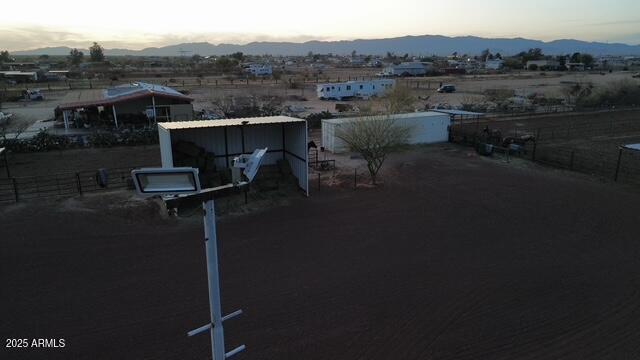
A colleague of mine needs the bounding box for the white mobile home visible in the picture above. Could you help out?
[322,111,450,153]
[158,116,309,194]
[316,79,395,100]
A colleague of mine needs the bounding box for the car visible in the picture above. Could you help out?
[23,89,44,101]
[437,84,456,93]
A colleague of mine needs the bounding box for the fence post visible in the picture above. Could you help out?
[76,172,83,195]
[614,148,623,182]
[532,140,537,162]
[354,168,357,190]
[318,173,321,192]
[12,177,18,203]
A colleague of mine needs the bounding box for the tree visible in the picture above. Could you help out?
[230,52,244,61]
[335,114,411,184]
[38,54,50,60]
[556,55,567,70]
[68,48,84,65]
[481,49,492,61]
[191,54,203,63]
[570,52,582,63]
[89,42,104,62]
[215,56,239,73]
[351,49,357,58]
[0,50,11,63]
[518,48,544,65]
[382,85,416,114]
[580,53,594,67]
[495,52,502,59]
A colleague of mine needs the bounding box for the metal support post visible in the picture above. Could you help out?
[203,199,226,360]
[200,199,245,360]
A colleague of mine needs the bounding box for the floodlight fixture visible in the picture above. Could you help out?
[131,167,200,196]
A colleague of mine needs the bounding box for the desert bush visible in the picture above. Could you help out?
[336,114,411,184]
[576,80,640,108]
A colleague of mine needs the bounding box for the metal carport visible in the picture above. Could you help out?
[158,116,309,195]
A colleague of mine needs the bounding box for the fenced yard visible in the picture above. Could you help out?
[450,111,640,186]
[0,166,139,204]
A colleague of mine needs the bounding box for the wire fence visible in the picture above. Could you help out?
[0,74,474,93]
[449,125,640,186]
[0,166,144,204]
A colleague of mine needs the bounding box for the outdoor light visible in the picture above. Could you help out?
[130,148,268,360]
[131,167,200,195]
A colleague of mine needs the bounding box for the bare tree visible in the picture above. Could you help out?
[382,85,416,114]
[336,114,411,184]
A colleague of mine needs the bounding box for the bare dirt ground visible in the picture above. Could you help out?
[0,90,75,132]
[2,145,640,360]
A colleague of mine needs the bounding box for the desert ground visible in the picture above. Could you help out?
[2,144,640,360]
[2,71,638,133]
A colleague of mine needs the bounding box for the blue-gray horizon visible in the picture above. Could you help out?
[1,0,639,51]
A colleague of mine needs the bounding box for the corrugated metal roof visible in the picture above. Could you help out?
[322,111,447,125]
[106,82,187,99]
[59,82,191,110]
[431,109,485,116]
[159,116,305,130]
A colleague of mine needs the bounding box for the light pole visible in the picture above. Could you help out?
[131,147,268,360]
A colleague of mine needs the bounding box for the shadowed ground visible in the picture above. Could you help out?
[2,145,640,359]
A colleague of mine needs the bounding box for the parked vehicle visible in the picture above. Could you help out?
[23,89,44,101]
[437,84,456,93]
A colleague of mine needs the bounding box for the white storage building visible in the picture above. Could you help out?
[321,111,450,154]
[158,116,309,194]
[382,62,431,77]
[316,79,395,100]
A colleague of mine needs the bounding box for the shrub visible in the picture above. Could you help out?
[576,80,640,108]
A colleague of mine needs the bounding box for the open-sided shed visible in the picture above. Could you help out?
[158,116,309,194]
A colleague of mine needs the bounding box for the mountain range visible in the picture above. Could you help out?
[12,35,640,57]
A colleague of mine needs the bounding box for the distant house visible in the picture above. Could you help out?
[566,62,586,71]
[57,82,193,129]
[316,79,395,100]
[0,71,39,82]
[349,57,366,66]
[382,62,430,76]
[526,60,560,70]
[244,64,272,76]
[484,59,504,70]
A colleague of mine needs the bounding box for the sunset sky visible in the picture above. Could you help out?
[0,0,638,51]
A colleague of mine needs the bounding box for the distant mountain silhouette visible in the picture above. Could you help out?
[13,35,640,57]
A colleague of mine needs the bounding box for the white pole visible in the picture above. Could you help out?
[203,199,226,360]
[152,95,157,123]
[112,105,118,129]
[63,110,69,129]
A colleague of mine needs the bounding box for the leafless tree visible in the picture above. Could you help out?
[336,114,411,184]
[382,85,416,114]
